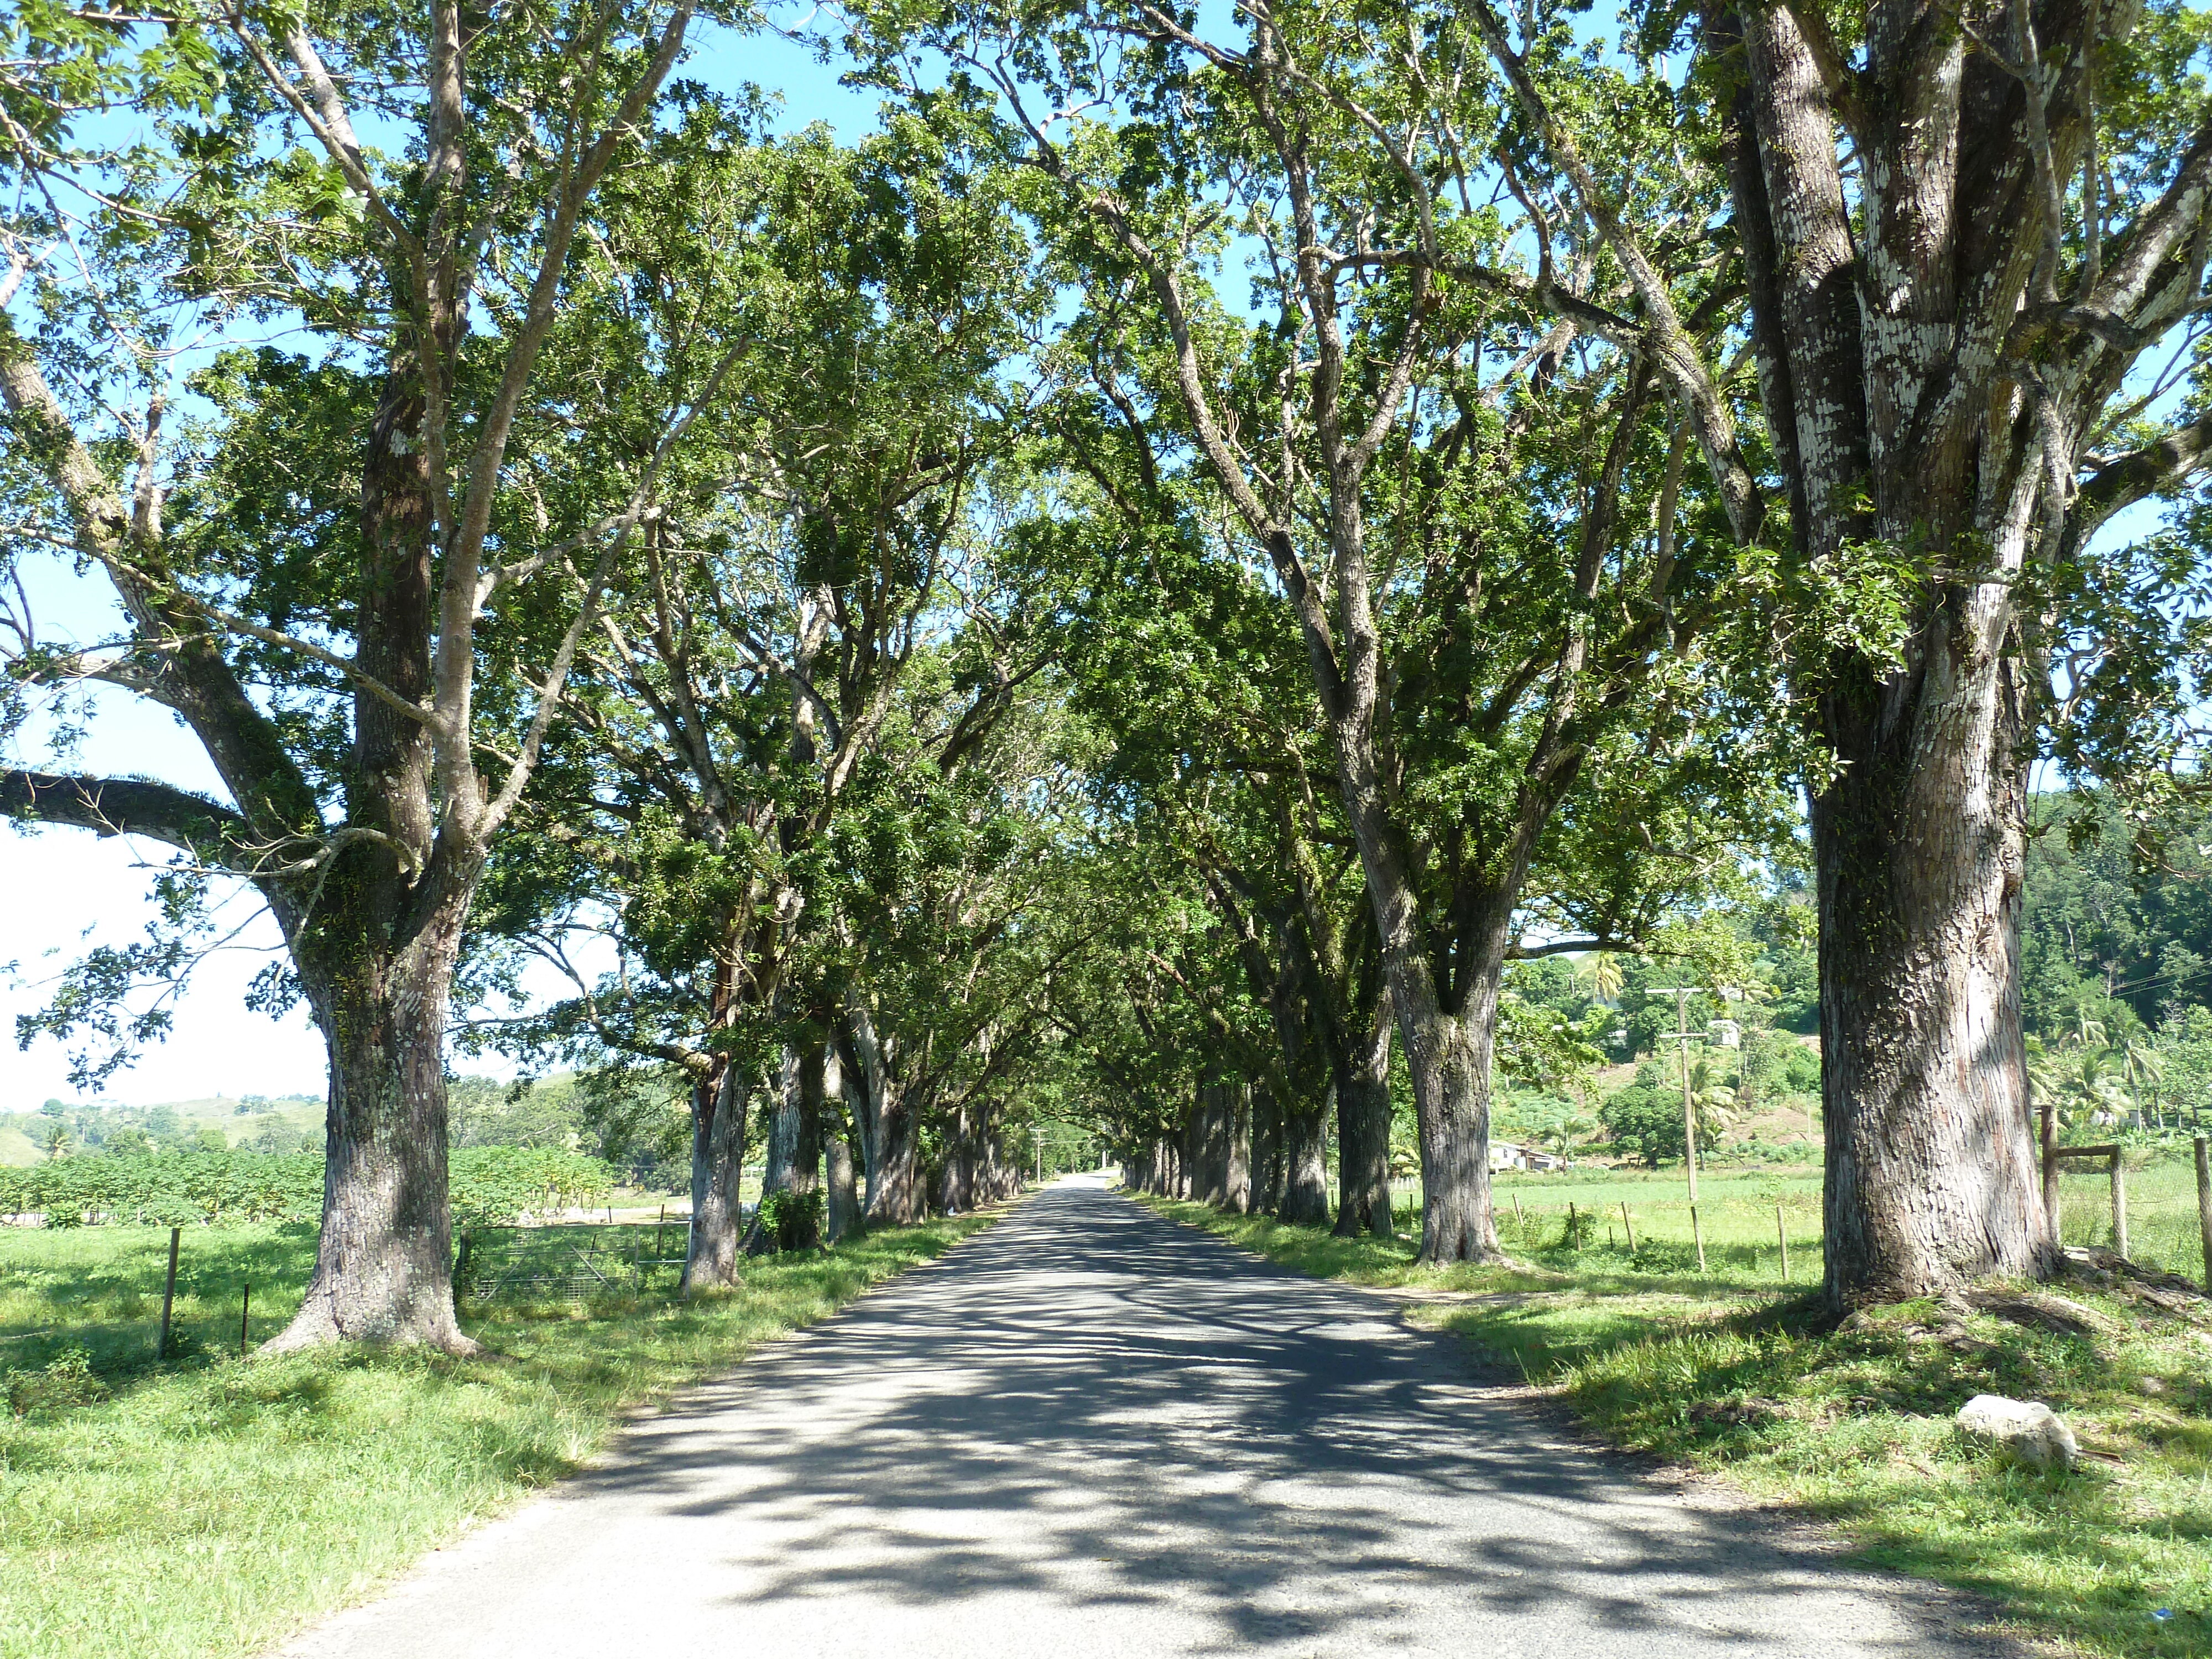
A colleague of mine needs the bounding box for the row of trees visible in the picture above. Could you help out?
[6,0,2211,1345]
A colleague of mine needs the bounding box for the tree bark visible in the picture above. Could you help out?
[269,901,473,1352]
[754,1040,825,1250]
[1813,685,2052,1302]
[1225,1081,1253,1214]
[1332,982,1395,1238]
[684,1060,750,1291]
[827,1133,859,1241]
[1676,0,2141,1303]
[865,1081,920,1224]
[1278,1093,1330,1225]
[825,1048,860,1241]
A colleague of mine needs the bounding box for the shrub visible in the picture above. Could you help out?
[1598,1083,1720,1167]
[6,1347,108,1417]
[755,1187,826,1252]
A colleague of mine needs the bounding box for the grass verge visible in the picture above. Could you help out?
[1135,1190,2212,1659]
[1,1211,999,1659]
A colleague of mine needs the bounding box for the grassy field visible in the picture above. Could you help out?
[0,1211,999,1659]
[1138,1166,2212,1659]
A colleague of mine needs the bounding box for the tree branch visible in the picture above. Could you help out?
[1,770,247,854]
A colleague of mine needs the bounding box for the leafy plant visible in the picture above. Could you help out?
[754,1188,827,1254]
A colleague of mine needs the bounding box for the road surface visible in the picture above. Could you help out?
[281,1176,2005,1659]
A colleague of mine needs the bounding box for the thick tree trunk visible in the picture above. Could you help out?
[269,915,473,1353]
[1813,677,2053,1306]
[1251,1087,1286,1215]
[825,1049,860,1241]
[684,1060,750,1291]
[865,1083,920,1224]
[1224,1081,1252,1213]
[1333,987,1395,1239]
[1394,967,1503,1263]
[1695,0,2129,1305]
[938,1107,975,1213]
[841,1010,884,1209]
[827,1134,859,1241]
[1278,1095,1329,1225]
[269,352,476,1352]
[754,1041,825,1251]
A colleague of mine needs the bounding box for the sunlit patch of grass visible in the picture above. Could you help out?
[1142,1188,2212,1658]
[0,1213,997,1659]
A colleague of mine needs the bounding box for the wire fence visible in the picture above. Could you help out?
[1377,1159,2212,1287]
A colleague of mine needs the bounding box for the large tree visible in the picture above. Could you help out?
[1467,0,2212,1301]
[1,0,703,1347]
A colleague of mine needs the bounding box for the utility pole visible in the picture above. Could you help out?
[1647,986,1708,1272]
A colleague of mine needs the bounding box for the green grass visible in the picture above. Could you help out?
[0,1211,999,1659]
[1138,1172,2212,1659]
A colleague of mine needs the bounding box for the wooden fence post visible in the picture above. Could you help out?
[1568,1201,1578,1249]
[156,1225,181,1360]
[2111,1153,2129,1260]
[1690,1204,1706,1273]
[1511,1192,1525,1241]
[1777,1204,1790,1283]
[1620,1201,1635,1253]
[239,1282,251,1355]
[2041,1097,2059,1238]
[2194,1137,2212,1293]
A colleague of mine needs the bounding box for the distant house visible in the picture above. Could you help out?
[1490,1141,1571,1173]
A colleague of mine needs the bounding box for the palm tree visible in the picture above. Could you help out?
[1541,1114,1596,1160]
[1577,953,1624,1004]
[2119,1036,2166,1128]
[2068,1008,2110,1051]
[1688,1056,1739,1148]
[2062,1047,2135,1130]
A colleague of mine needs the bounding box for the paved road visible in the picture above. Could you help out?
[284,1177,2005,1659]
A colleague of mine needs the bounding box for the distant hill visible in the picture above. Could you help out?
[6,1070,686,1169]
[2,1091,325,1161]
[0,1124,40,1167]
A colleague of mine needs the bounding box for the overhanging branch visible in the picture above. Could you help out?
[1,770,247,855]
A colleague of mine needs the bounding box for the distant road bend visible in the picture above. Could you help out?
[283,1176,2006,1659]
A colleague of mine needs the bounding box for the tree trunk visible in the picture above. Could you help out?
[938,1107,975,1213]
[1191,1085,1226,1204]
[1251,1087,1286,1215]
[1398,980,1502,1263]
[1813,693,2053,1305]
[865,1081,920,1224]
[754,1041,825,1251]
[841,1009,884,1210]
[827,1134,859,1240]
[269,911,473,1353]
[1333,985,1395,1239]
[1279,1094,1329,1225]
[825,1047,860,1241]
[1691,0,2137,1305]
[684,1060,750,1291]
[1225,1081,1252,1213]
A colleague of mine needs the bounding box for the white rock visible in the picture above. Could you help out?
[1955,1394,2079,1471]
